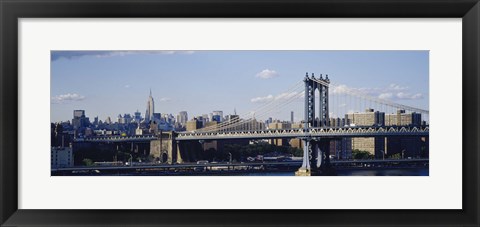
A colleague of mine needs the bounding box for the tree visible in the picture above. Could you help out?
[83,158,94,166]
[389,153,401,159]
[352,149,374,160]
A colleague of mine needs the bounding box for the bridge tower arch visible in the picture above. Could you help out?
[296,73,330,176]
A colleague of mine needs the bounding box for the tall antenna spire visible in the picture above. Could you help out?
[150,88,152,96]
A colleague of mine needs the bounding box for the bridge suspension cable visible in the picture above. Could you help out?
[207,84,304,132]
[329,82,429,115]
[190,77,428,133]
[197,80,304,132]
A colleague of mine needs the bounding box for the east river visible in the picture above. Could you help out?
[241,167,429,176]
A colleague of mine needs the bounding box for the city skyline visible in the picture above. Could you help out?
[51,50,429,123]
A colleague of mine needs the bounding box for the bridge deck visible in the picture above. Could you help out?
[74,126,428,142]
[177,126,429,141]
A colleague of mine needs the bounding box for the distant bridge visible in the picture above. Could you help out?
[76,135,158,143]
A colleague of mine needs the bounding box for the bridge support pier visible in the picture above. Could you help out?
[295,138,311,176]
[296,137,336,176]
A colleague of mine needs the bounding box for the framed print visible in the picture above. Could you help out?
[1,0,479,226]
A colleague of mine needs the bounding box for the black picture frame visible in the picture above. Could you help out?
[1,0,479,226]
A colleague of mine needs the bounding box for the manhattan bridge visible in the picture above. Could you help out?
[82,73,429,176]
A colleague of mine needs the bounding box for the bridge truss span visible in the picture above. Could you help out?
[176,126,429,141]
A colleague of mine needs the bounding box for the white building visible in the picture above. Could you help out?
[51,146,73,168]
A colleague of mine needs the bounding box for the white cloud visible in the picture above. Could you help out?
[378,93,393,99]
[251,91,302,104]
[396,92,423,100]
[51,93,85,104]
[124,85,131,88]
[333,83,423,101]
[332,84,349,94]
[51,51,195,61]
[389,83,409,91]
[274,91,300,100]
[159,97,171,102]
[251,95,274,103]
[255,69,279,79]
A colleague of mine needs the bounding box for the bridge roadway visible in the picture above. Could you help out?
[76,126,429,143]
[176,126,429,141]
[51,158,429,172]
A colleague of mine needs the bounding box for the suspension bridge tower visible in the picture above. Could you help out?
[296,72,331,176]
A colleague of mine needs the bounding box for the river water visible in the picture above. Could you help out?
[241,167,429,176]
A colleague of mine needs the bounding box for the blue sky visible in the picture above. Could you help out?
[51,50,429,123]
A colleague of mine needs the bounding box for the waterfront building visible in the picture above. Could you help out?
[289,123,304,149]
[345,109,386,158]
[345,108,385,126]
[385,136,427,158]
[329,138,352,160]
[385,110,422,126]
[351,137,386,158]
[268,120,291,146]
[329,117,344,127]
[51,146,73,168]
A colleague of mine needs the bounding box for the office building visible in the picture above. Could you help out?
[145,89,155,122]
[134,110,142,123]
[212,110,223,122]
[118,113,133,124]
[153,113,162,123]
[72,110,89,129]
[186,118,203,131]
[177,111,188,126]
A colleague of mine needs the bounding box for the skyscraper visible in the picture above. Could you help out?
[291,111,294,123]
[212,111,223,122]
[145,89,155,122]
[177,111,188,126]
[134,110,142,123]
[72,110,89,129]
